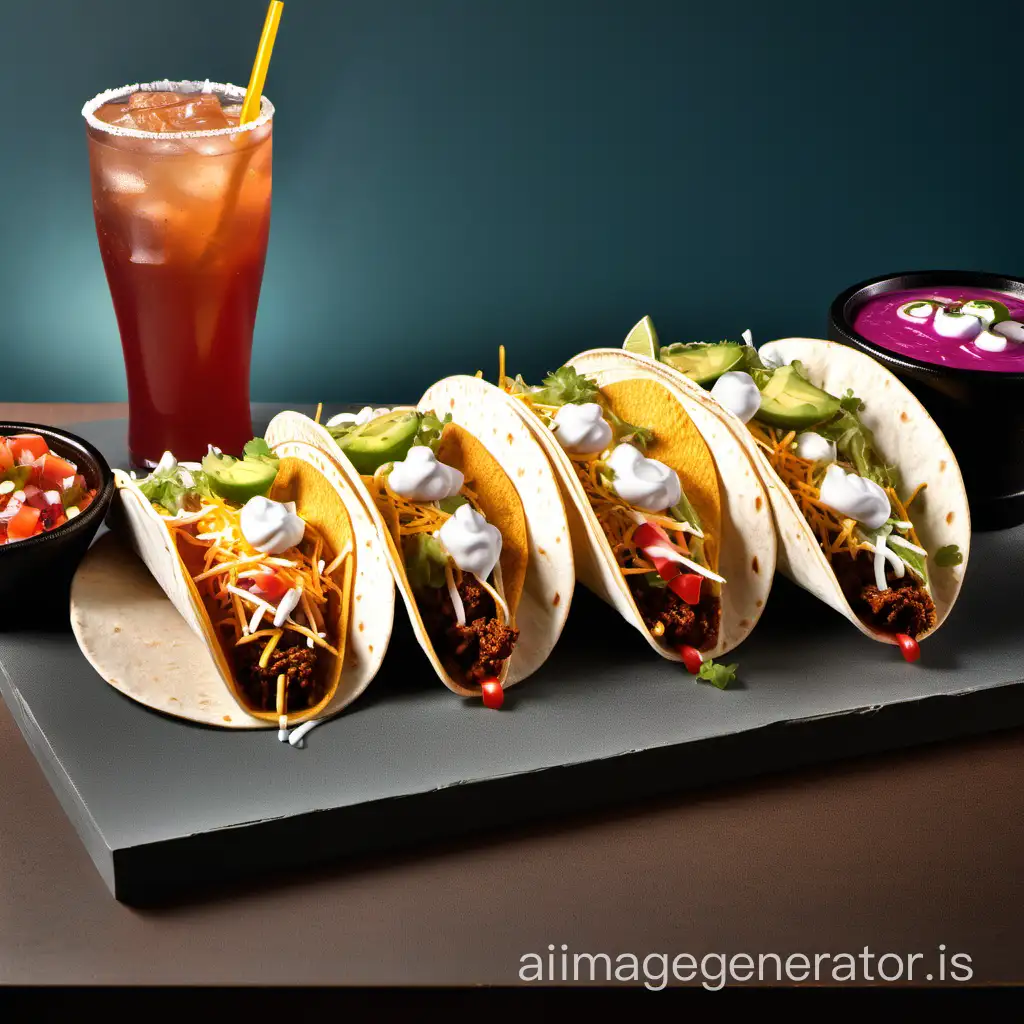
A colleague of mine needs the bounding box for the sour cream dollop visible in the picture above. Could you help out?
[325,406,391,428]
[388,445,464,501]
[709,371,761,424]
[240,496,306,554]
[552,402,613,455]
[819,465,890,529]
[439,504,503,580]
[795,431,837,463]
[606,444,681,513]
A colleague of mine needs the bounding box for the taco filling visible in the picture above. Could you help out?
[326,409,519,684]
[637,332,961,638]
[501,366,725,653]
[136,440,351,714]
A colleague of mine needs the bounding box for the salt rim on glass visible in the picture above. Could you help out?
[81,79,275,140]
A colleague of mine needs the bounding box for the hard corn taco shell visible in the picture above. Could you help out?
[265,405,542,696]
[110,444,394,724]
[604,337,971,643]
[508,355,777,661]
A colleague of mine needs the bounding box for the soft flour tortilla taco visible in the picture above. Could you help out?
[114,438,392,725]
[265,397,555,704]
[496,351,776,680]
[617,319,970,656]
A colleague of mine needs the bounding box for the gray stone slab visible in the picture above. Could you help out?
[1,408,1022,904]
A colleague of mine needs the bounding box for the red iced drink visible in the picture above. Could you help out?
[83,81,273,465]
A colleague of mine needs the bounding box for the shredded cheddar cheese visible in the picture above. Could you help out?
[152,491,343,666]
[746,421,925,562]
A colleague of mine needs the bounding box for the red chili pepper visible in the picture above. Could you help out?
[896,633,920,663]
[677,645,703,674]
[668,573,702,605]
[480,678,504,710]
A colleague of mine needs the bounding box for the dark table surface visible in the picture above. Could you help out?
[1,403,1021,986]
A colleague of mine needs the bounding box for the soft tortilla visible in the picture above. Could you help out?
[602,337,971,644]
[106,444,394,725]
[266,405,557,696]
[508,354,777,661]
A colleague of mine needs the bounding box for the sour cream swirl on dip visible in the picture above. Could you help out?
[853,287,1024,371]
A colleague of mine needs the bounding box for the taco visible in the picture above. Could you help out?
[614,318,971,654]
[265,388,568,703]
[114,437,393,726]
[495,352,776,674]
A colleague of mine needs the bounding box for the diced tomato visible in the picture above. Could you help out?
[668,573,702,605]
[39,453,78,488]
[7,504,41,541]
[480,678,505,710]
[0,442,13,473]
[896,633,921,663]
[252,572,289,602]
[676,645,703,674]
[7,434,49,462]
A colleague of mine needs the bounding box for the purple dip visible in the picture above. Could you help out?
[853,286,1024,372]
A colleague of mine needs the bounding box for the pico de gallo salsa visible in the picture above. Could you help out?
[0,434,97,545]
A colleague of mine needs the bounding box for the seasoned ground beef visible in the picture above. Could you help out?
[628,577,721,651]
[235,633,320,713]
[831,551,936,638]
[416,576,519,684]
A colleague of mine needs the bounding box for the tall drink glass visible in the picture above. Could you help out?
[82,80,274,466]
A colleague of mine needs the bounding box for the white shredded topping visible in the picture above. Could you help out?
[248,605,265,635]
[889,534,928,557]
[445,564,466,626]
[288,719,325,748]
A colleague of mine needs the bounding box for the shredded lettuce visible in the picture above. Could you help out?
[697,660,737,689]
[403,533,449,590]
[935,544,963,568]
[518,366,653,449]
[138,461,213,515]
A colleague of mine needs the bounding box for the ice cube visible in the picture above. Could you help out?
[176,161,231,199]
[126,92,229,133]
[92,102,138,128]
[126,197,177,265]
[100,165,147,195]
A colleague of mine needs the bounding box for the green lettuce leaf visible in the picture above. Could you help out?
[438,494,468,515]
[243,437,275,460]
[403,533,449,590]
[138,461,213,515]
[697,660,737,689]
[935,544,963,567]
[531,366,601,407]
[415,411,451,453]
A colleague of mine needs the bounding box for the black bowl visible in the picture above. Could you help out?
[0,422,114,620]
[829,270,1024,531]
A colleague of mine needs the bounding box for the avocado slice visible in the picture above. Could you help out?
[202,453,279,504]
[756,365,841,430]
[659,342,746,385]
[335,409,421,475]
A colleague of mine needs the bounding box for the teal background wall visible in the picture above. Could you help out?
[1,0,1021,402]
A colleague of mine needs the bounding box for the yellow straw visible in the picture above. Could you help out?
[240,1,284,125]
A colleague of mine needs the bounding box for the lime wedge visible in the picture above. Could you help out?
[623,315,660,360]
